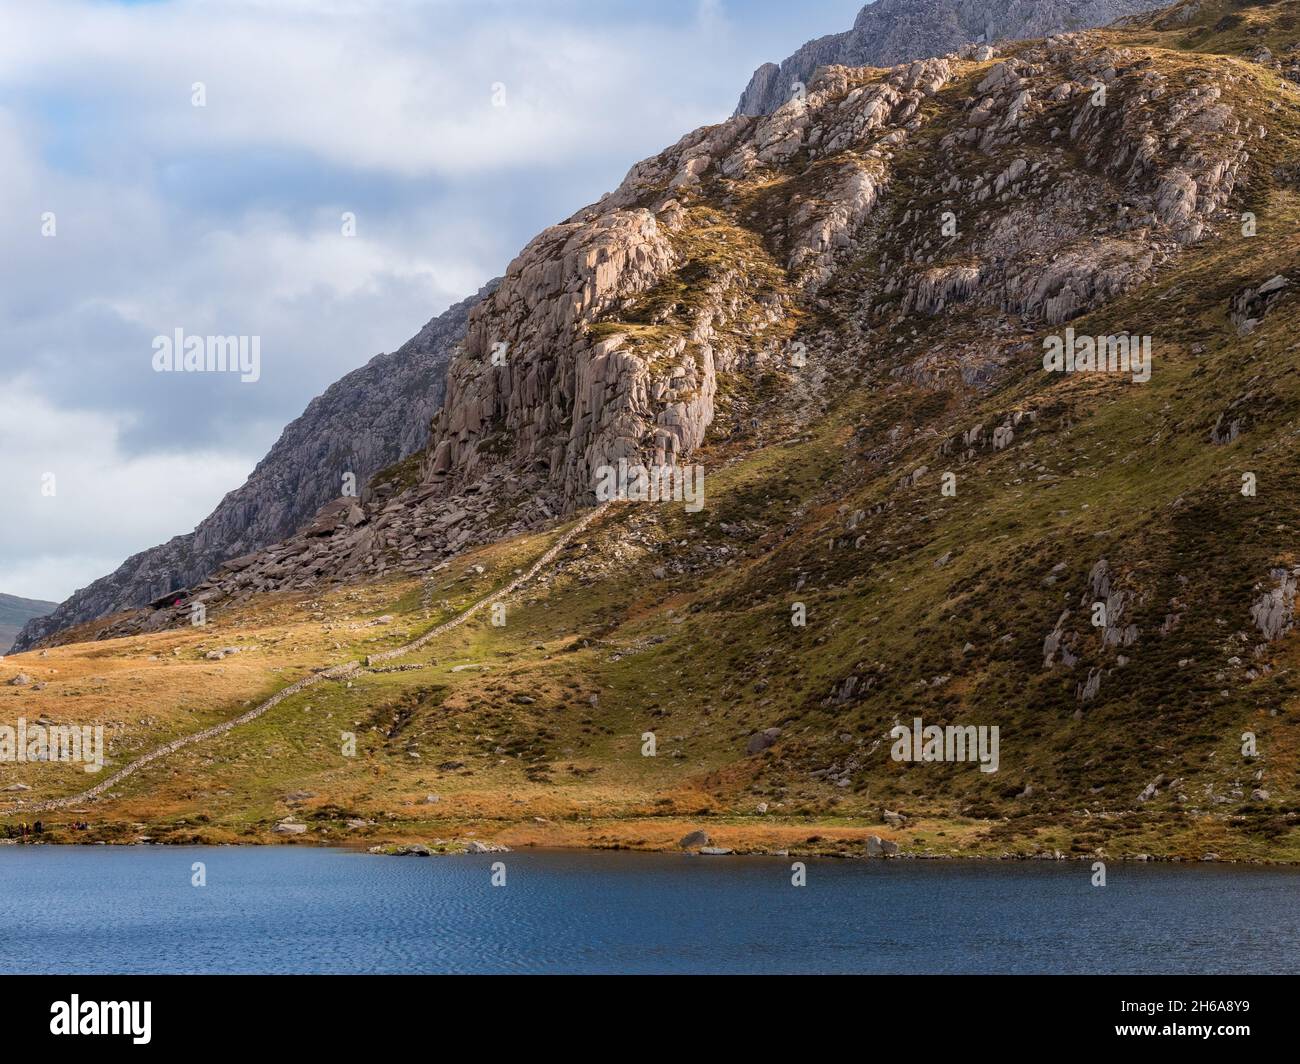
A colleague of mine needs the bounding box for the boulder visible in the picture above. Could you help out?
[866,835,900,857]
[746,727,782,755]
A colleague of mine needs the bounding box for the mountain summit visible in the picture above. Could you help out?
[734,0,1162,116]
[16,0,1159,653]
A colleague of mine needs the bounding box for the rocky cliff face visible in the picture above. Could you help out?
[12,284,496,652]
[71,10,1271,644]
[420,122,801,510]
[734,0,1161,116]
[417,27,1245,509]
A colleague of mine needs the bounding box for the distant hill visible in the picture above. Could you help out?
[0,594,57,654]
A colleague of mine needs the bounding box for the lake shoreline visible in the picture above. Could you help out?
[3,834,1298,865]
[7,800,1296,864]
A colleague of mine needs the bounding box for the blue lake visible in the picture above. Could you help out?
[1,847,1296,974]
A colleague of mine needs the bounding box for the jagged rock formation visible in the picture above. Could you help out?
[417,32,1246,509]
[734,0,1161,116]
[1251,569,1298,643]
[13,284,497,652]
[421,120,802,507]
[68,17,1266,644]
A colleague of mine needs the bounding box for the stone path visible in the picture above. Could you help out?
[9,503,613,815]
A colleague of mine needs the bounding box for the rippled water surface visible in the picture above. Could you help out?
[1,846,1297,973]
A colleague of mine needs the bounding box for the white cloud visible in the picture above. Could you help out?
[0,383,258,601]
[0,0,727,179]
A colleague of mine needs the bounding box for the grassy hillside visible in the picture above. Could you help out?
[2,1,1299,862]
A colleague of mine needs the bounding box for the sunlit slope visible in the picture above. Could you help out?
[3,2,1300,861]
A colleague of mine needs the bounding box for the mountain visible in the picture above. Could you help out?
[12,283,498,653]
[4,0,1299,861]
[734,0,1163,116]
[0,594,57,654]
[2,0,1175,651]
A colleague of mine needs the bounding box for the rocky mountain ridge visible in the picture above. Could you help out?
[59,2,1288,645]
[734,0,1163,116]
[19,0,1168,653]
[16,0,1184,654]
[12,283,497,653]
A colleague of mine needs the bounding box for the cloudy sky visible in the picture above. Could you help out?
[0,0,864,603]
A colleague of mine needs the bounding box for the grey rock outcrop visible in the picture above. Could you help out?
[734,0,1161,116]
[746,727,783,754]
[13,283,497,652]
[866,834,900,856]
[1230,273,1292,335]
[1251,569,1297,643]
[419,58,958,511]
[41,25,1255,645]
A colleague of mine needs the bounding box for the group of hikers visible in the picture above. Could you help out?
[5,820,94,838]
[4,820,91,839]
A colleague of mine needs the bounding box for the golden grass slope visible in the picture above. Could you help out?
[3,0,1299,862]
